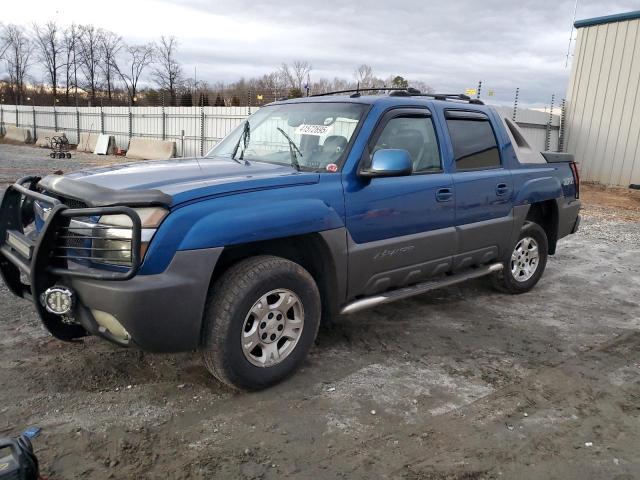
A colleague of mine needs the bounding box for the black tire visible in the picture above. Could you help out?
[492,221,548,294]
[66,153,71,159]
[201,255,321,390]
[49,152,56,158]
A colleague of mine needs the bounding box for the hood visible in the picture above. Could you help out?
[65,157,320,205]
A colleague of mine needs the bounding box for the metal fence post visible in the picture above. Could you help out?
[76,108,81,145]
[15,106,19,127]
[161,91,166,141]
[476,81,482,99]
[0,105,4,135]
[128,106,132,140]
[100,102,104,134]
[32,105,37,141]
[545,94,555,152]
[200,101,205,156]
[512,88,519,121]
[53,105,58,132]
[181,129,185,158]
[558,98,566,152]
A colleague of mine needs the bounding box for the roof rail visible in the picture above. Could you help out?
[311,87,421,98]
[310,87,484,104]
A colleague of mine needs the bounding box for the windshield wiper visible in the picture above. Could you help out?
[276,127,302,171]
[231,121,251,164]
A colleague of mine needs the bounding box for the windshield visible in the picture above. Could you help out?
[207,102,367,171]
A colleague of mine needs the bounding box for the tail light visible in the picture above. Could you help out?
[569,161,580,199]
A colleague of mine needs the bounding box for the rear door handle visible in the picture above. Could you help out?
[495,183,509,196]
[436,188,453,202]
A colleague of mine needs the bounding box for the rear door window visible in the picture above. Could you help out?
[445,111,501,170]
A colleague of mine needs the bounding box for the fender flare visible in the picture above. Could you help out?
[143,198,345,274]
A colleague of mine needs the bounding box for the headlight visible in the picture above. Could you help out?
[73,207,168,267]
[97,207,168,229]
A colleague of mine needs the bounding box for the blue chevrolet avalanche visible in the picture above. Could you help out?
[0,89,581,390]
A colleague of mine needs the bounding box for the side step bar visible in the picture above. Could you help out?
[340,263,503,315]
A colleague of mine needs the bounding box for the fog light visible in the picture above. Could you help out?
[91,309,131,343]
[42,287,74,315]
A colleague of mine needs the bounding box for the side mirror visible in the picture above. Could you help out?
[361,149,413,178]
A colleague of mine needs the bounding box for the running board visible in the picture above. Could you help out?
[340,263,503,315]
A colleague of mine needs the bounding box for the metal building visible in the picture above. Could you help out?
[565,10,640,186]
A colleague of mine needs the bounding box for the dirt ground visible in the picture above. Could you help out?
[0,143,639,479]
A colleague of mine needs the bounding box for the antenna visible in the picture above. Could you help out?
[565,0,579,68]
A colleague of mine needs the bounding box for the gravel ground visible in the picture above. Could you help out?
[1,143,639,479]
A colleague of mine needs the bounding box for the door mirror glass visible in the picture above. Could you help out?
[362,149,413,177]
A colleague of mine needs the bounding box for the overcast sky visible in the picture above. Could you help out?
[4,0,639,106]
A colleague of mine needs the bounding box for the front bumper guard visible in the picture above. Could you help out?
[0,176,142,340]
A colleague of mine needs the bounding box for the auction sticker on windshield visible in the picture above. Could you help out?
[295,124,332,136]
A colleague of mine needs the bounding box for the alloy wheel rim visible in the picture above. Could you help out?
[510,236,540,282]
[241,289,304,367]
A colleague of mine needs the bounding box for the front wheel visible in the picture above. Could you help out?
[201,255,321,390]
[492,221,548,294]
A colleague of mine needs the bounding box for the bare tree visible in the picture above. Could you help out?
[354,64,375,88]
[32,21,62,102]
[62,24,79,105]
[411,80,434,94]
[278,60,312,91]
[292,61,311,91]
[257,70,285,101]
[2,24,32,104]
[77,25,102,104]
[0,24,10,60]
[152,36,182,105]
[112,43,154,105]
[98,30,122,103]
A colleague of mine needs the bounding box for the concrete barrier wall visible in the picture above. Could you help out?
[126,138,176,160]
[77,132,99,153]
[35,130,65,147]
[3,125,32,143]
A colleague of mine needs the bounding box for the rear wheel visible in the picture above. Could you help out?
[492,221,548,294]
[201,255,321,390]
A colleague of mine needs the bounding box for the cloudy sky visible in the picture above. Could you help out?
[4,0,639,106]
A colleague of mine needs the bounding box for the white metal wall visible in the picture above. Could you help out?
[0,104,558,158]
[493,106,560,153]
[565,17,640,186]
[0,105,250,158]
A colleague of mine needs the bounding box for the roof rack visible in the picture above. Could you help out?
[311,87,421,98]
[310,87,484,105]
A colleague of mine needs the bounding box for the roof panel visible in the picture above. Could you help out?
[575,10,640,29]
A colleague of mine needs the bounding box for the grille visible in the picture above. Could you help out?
[57,196,88,209]
[60,230,89,249]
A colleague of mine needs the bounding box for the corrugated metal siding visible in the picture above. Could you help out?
[565,18,640,186]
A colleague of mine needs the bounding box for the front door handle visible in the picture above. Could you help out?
[496,183,509,196]
[436,188,453,202]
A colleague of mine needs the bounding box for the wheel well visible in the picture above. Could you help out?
[209,234,340,321]
[526,200,559,254]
